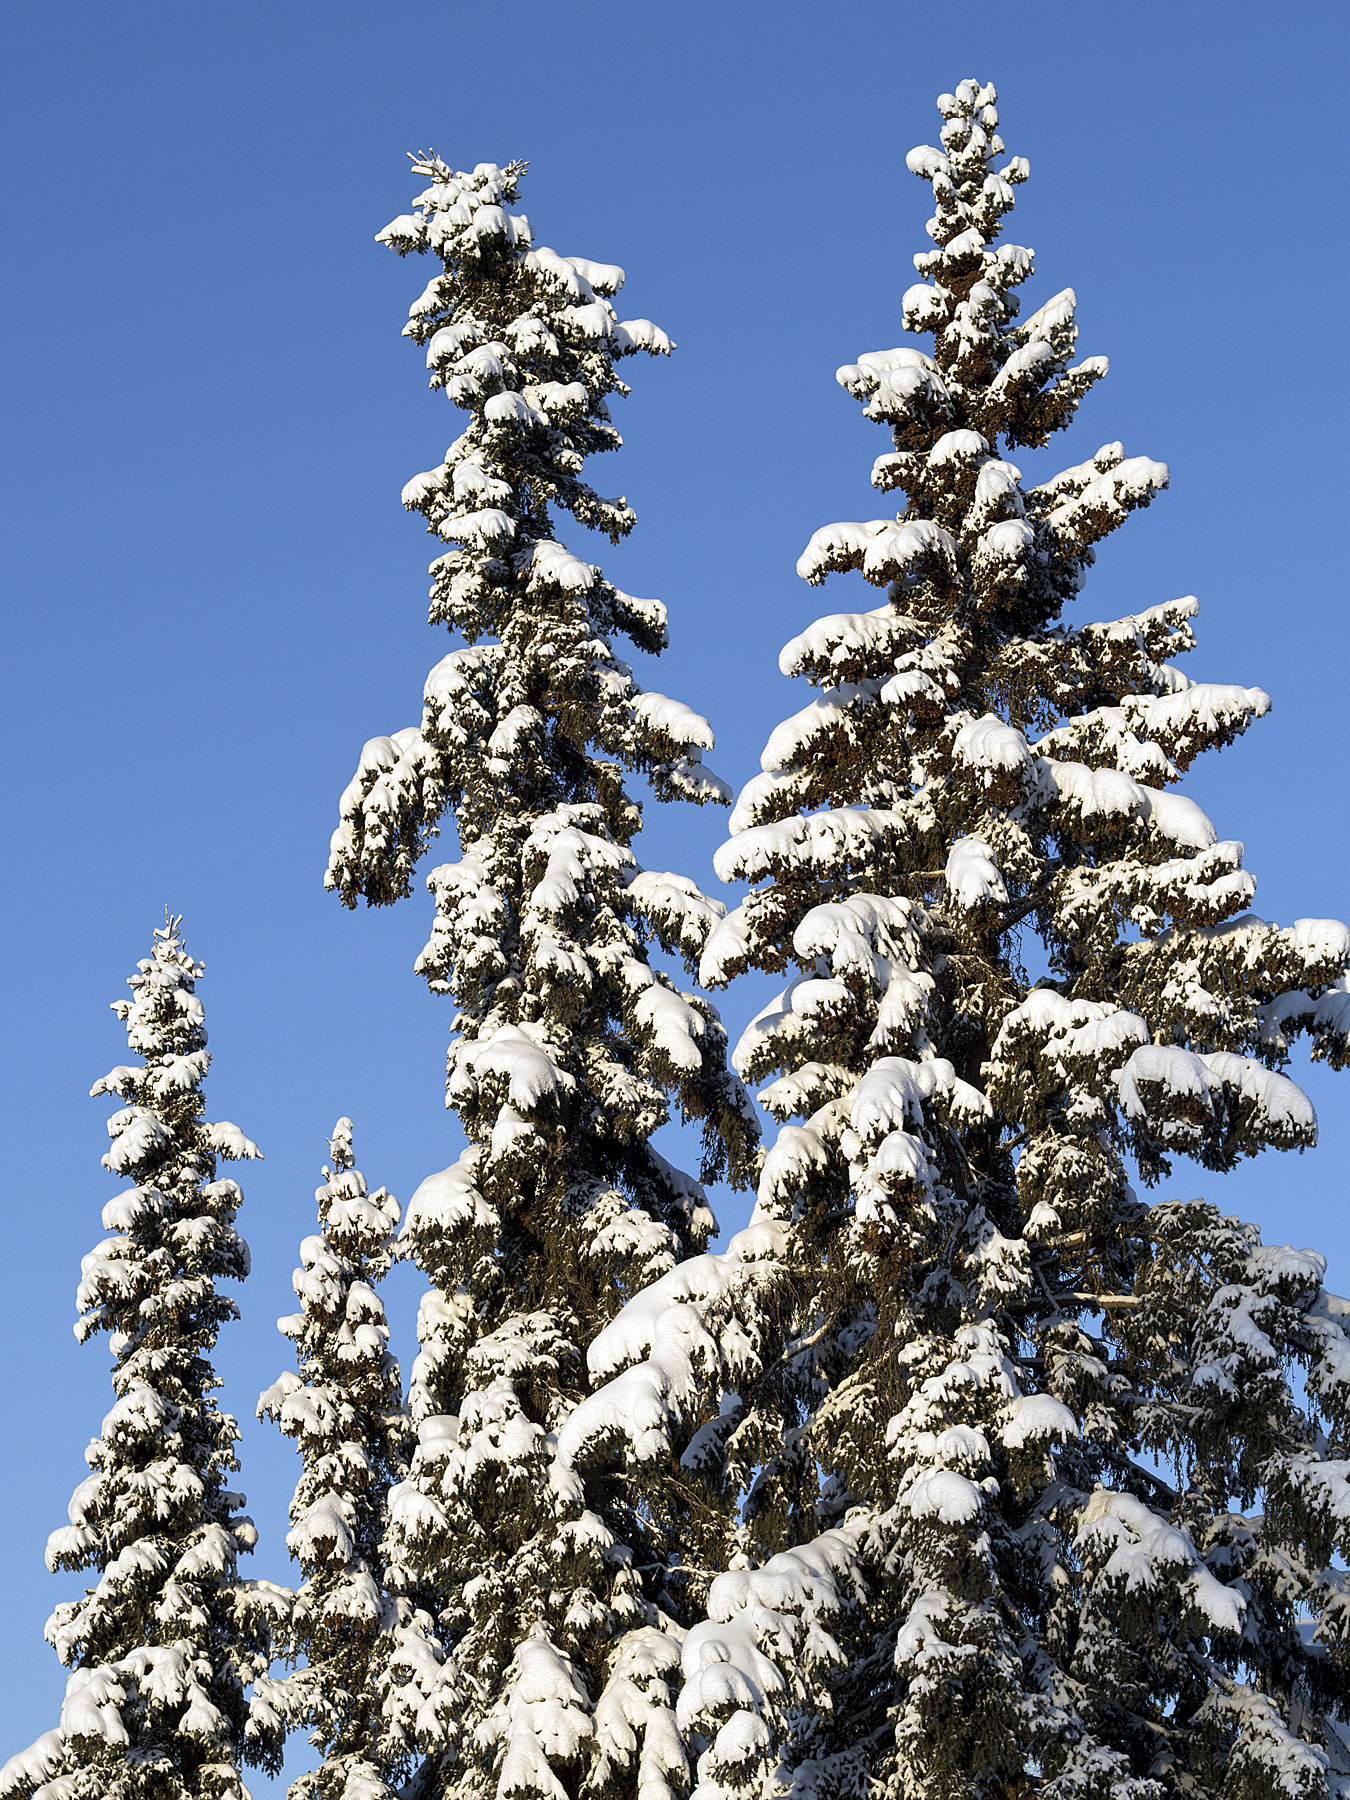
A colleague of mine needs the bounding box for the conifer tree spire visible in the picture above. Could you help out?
[1,916,287,1800]
[325,157,758,1798]
[258,1119,411,1800]
[567,81,1350,1799]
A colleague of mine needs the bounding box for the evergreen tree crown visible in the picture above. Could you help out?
[320,153,760,1800]
[1,919,285,1800]
[575,80,1350,1800]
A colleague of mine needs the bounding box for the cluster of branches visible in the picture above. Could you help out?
[6,80,1350,1800]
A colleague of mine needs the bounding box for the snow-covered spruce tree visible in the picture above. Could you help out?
[258,1119,411,1800]
[1,918,286,1800]
[325,158,759,1797]
[557,82,1350,1800]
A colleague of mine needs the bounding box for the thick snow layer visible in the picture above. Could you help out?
[862,1126,937,1197]
[556,1220,788,1469]
[1017,285,1077,345]
[1203,1052,1318,1138]
[1036,759,1217,848]
[403,1152,496,1242]
[527,539,595,594]
[730,979,856,1072]
[880,668,947,712]
[563,254,625,294]
[676,1518,868,1795]
[990,339,1055,398]
[560,300,619,342]
[1000,1392,1078,1449]
[623,964,706,1073]
[758,681,877,774]
[522,244,600,301]
[1287,917,1350,970]
[835,346,953,429]
[484,391,548,430]
[897,1468,984,1525]
[479,1631,594,1800]
[755,1106,832,1201]
[796,517,957,588]
[698,904,754,988]
[1037,759,1147,826]
[522,818,628,919]
[992,989,1150,1070]
[62,1665,134,1745]
[1041,456,1169,547]
[973,518,1035,583]
[733,944,936,1081]
[1077,1488,1244,1635]
[457,1026,575,1113]
[930,427,991,465]
[1261,972,1350,1056]
[1143,787,1217,850]
[946,837,1009,910]
[793,893,921,979]
[1114,1045,1316,1146]
[439,504,517,550]
[101,1108,170,1175]
[287,1496,355,1565]
[205,1120,261,1161]
[591,1627,687,1800]
[777,607,920,681]
[628,869,726,957]
[725,770,799,837]
[1114,1044,1215,1120]
[1118,682,1271,757]
[582,1220,787,1388]
[850,1056,990,1140]
[953,714,1032,778]
[612,317,673,355]
[714,808,907,887]
[630,692,716,751]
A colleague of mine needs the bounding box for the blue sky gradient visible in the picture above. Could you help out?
[2,3,1347,1787]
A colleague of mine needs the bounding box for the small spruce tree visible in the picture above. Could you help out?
[562,82,1350,1800]
[258,1119,411,1800]
[325,158,758,1798]
[0,918,286,1800]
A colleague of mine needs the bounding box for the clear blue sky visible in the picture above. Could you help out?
[3,2,1347,1788]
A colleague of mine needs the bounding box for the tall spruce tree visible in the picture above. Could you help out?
[0,918,286,1800]
[258,1119,411,1800]
[558,81,1350,1800]
[325,157,758,1798]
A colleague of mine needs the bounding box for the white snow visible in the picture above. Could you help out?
[896,1468,984,1525]
[556,1220,788,1470]
[612,318,673,355]
[677,1519,868,1788]
[1000,1392,1079,1450]
[777,607,920,680]
[796,517,957,588]
[945,837,1008,910]
[850,1056,990,1140]
[1143,787,1217,850]
[527,540,595,594]
[714,808,907,887]
[953,714,1032,780]
[758,682,876,774]
[455,1027,575,1114]
[406,1159,504,1245]
[1077,1488,1244,1635]
[1114,1044,1316,1146]
[631,693,716,751]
